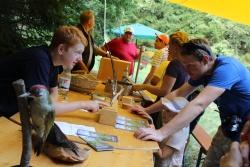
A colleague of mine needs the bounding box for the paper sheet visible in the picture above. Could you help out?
[55,121,96,136]
[161,97,189,113]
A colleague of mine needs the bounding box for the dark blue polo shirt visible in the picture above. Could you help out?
[189,56,250,119]
[0,45,62,117]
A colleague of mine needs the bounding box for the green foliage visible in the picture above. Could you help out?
[212,40,235,56]
[131,0,250,65]
[91,0,138,45]
[0,0,82,55]
[1,1,250,166]
[1,0,250,67]
[0,0,138,55]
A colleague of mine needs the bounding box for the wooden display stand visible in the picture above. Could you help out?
[97,57,131,81]
[121,96,134,109]
[98,106,118,126]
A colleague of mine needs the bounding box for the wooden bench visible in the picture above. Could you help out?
[191,124,212,167]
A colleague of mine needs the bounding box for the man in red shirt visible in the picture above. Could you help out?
[103,27,140,75]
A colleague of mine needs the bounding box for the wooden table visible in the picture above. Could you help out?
[0,90,158,167]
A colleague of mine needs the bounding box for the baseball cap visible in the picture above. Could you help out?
[156,33,169,45]
[124,27,134,34]
[161,97,189,113]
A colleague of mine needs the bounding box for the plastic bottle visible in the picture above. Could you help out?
[58,68,71,101]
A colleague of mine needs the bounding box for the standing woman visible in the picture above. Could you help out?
[132,31,189,98]
[132,31,189,128]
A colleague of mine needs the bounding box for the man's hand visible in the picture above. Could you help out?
[134,127,164,142]
[111,55,119,60]
[240,120,250,166]
[240,141,249,167]
[241,120,250,141]
[81,100,109,112]
[220,142,243,167]
[140,45,145,53]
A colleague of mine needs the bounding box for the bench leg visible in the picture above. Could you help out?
[196,147,203,167]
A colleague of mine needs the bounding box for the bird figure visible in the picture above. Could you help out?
[28,85,55,156]
[46,123,79,155]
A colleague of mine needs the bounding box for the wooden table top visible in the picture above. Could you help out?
[0,89,158,167]
[0,117,154,167]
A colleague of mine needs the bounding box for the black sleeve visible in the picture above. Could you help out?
[22,51,51,90]
[49,66,63,88]
[165,60,180,78]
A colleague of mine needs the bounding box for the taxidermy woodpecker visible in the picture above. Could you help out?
[28,85,55,156]
[46,123,79,155]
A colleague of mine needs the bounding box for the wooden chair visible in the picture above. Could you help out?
[191,124,212,167]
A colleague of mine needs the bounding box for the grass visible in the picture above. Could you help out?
[92,56,220,166]
[184,103,220,166]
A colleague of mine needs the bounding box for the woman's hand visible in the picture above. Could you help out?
[132,84,146,91]
[130,105,153,125]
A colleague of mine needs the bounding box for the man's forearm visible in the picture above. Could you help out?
[54,101,82,115]
[94,45,107,56]
[50,87,58,102]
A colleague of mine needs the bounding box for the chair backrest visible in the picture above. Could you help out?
[97,57,131,81]
[191,124,212,153]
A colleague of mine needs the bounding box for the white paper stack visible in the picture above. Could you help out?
[55,121,96,136]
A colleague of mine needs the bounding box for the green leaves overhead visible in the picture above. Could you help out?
[1,0,249,66]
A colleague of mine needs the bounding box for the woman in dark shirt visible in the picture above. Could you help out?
[132,31,189,98]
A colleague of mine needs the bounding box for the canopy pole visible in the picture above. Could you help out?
[103,0,107,42]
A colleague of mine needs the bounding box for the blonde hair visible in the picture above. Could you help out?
[170,31,189,46]
[50,25,87,49]
[80,10,94,24]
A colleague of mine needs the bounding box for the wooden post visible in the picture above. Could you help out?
[12,79,32,167]
[135,45,144,83]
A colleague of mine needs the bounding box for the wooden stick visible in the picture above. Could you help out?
[12,79,32,167]
[135,45,144,83]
